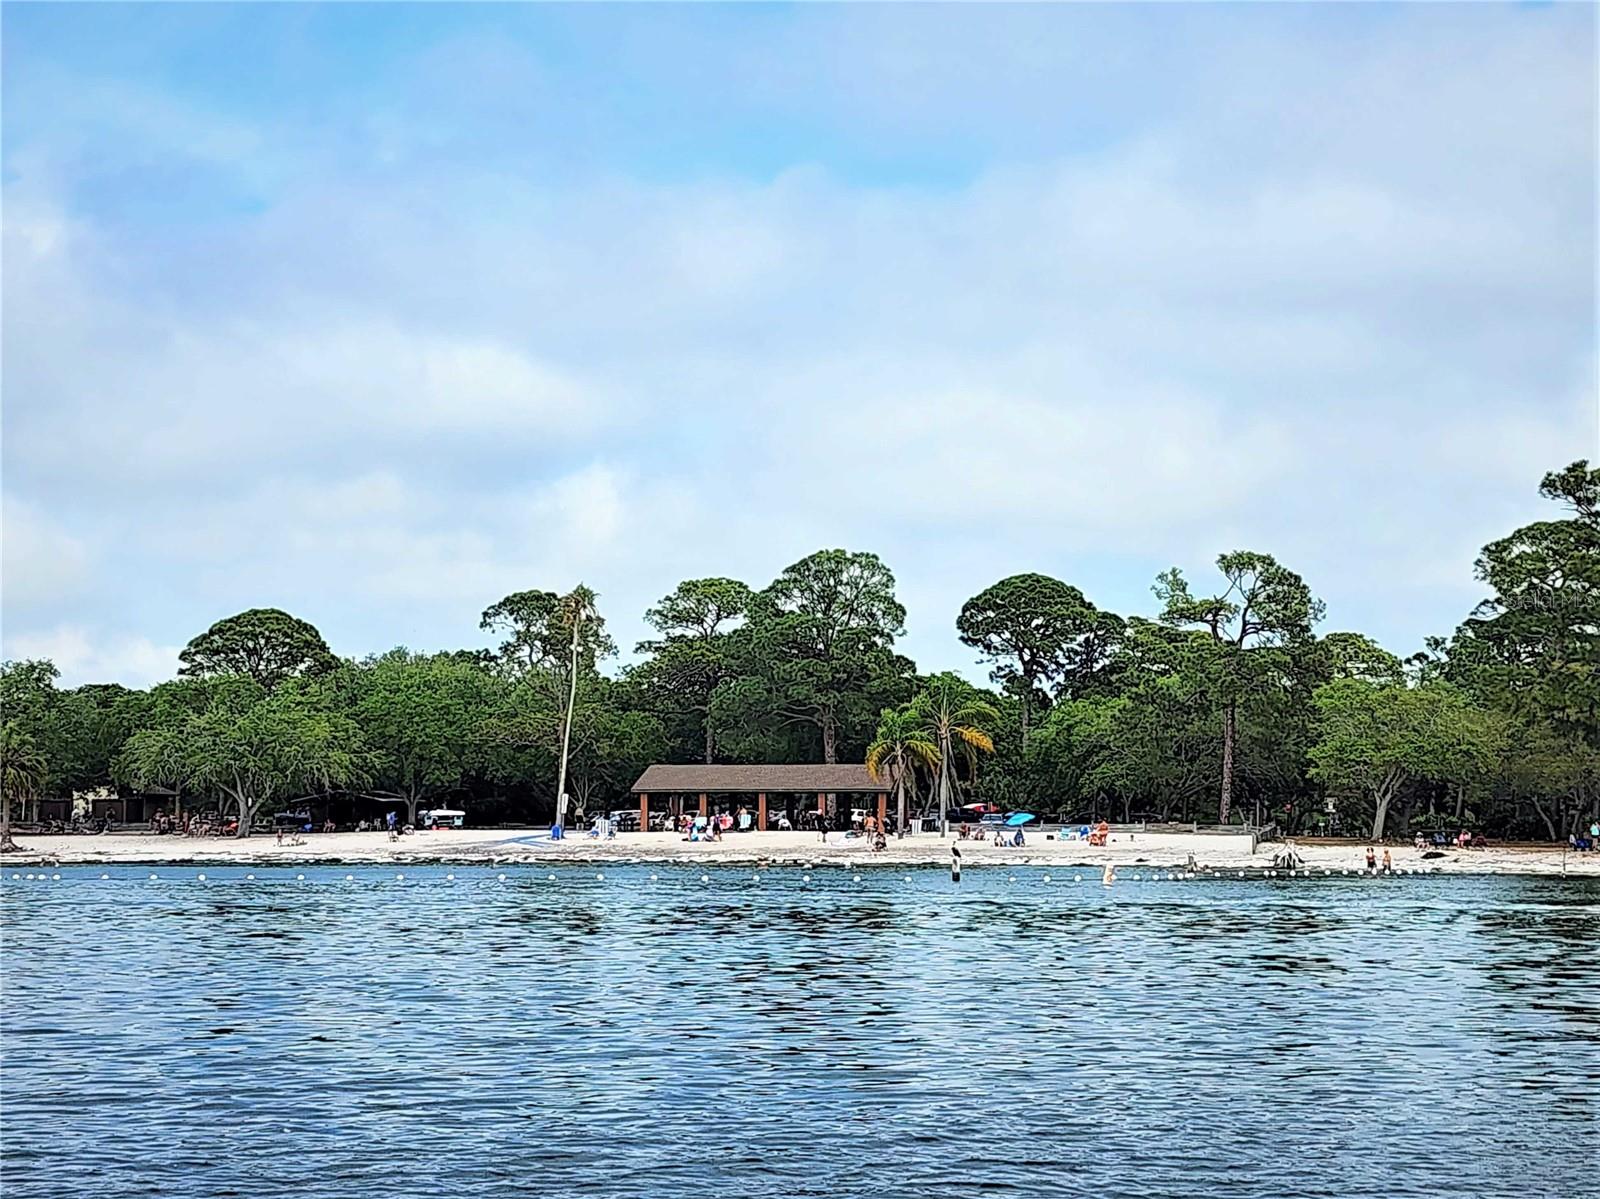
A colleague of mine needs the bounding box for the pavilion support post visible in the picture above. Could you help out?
[758,792,768,832]
[877,792,887,828]
[699,793,708,817]
[817,792,827,825]
[639,793,649,834]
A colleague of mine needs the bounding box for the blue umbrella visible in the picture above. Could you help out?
[1005,812,1037,827]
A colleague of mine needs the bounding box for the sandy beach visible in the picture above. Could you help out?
[4,827,1596,875]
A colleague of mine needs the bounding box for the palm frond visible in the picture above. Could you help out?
[954,725,995,755]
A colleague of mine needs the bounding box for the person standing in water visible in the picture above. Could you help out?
[1102,863,1116,886]
[951,845,962,883]
[1381,848,1393,875]
[1365,846,1377,873]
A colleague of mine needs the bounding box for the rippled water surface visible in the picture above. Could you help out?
[3,867,1596,1198]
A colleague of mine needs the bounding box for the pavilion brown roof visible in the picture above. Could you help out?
[630,763,888,794]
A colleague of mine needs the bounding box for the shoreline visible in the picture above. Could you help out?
[4,829,1597,876]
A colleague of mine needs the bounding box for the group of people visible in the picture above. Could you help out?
[677,807,755,841]
[1364,846,1395,874]
[1412,829,1481,850]
[355,811,410,839]
[151,811,235,837]
[861,814,889,851]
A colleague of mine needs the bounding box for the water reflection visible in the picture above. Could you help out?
[2,867,1596,1199]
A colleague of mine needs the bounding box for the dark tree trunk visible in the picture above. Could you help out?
[1219,701,1236,825]
[704,722,715,765]
[1531,797,1557,842]
[821,716,838,765]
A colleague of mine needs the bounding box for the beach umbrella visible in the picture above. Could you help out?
[1005,812,1037,827]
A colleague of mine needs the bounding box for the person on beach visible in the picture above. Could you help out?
[1365,846,1377,873]
[1381,849,1393,875]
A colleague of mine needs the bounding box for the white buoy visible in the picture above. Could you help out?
[803,874,811,882]
[52,873,61,881]
[499,873,508,881]
[1073,874,1082,882]
[701,874,710,883]
[649,874,658,881]
[446,873,455,881]
[342,874,351,881]
[595,873,604,881]
[396,873,404,881]
[247,874,256,881]
[905,875,914,883]
[197,874,207,882]
[753,874,760,882]
[1043,874,1052,882]
[149,874,158,881]
[297,874,305,881]
[1008,875,1016,883]
[854,874,862,882]
[100,873,109,880]
[1237,871,1245,878]
[547,874,555,880]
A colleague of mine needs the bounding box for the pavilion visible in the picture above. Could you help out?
[629,764,893,832]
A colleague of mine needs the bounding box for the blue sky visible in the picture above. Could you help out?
[3,3,1595,687]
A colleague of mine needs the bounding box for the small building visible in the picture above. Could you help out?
[629,763,893,832]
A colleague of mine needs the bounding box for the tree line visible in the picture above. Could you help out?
[2,460,1595,842]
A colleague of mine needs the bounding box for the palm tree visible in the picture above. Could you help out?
[1,722,47,853]
[912,673,999,836]
[866,707,940,837]
[554,584,601,835]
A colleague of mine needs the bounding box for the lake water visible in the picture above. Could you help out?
[2,866,1596,1199]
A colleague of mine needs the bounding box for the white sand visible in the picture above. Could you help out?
[5,827,1597,875]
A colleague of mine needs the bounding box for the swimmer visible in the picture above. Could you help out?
[1102,863,1116,886]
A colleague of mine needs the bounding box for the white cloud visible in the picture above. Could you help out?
[1,495,91,611]
[5,626,181,689]
[1,6,1593,677]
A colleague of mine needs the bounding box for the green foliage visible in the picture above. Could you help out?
[1308,679,1503,839]
[1452,460,1600,742]
[632,577,753,763]
[486,673,666,817]
[351,650,504,822]
[866,706,940,829]
[1,721,48,845]
[910,672,999,827]
[179,608,337,690]
[957,573,1123,743]
[1156,550,1324,823]
[7,458,1597,842]
[480,586,616,680]
[716,550,912,763]
[120,681,368,836]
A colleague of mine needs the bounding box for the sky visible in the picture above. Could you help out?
[2,3,1595,689]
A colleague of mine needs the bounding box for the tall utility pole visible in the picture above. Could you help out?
[552,593,585,836]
